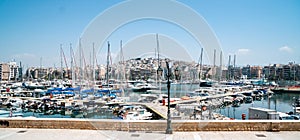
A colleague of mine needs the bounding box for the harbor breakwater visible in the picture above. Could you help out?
[1,118,300,131]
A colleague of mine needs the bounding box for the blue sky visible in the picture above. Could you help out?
[0,0,299,68]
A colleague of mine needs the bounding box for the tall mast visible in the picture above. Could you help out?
[199,48,203,81]
[19,61,23,82]
[156,34,160,67]
[156,34,162,93]
[213,49,216,80]
[79,38,82,88]
[228,55,231,80]
[233,54,236,80]
[93,43,95,89]
[120,40,126,83]
[219,51,223,82]
[155,47,157,86]
[81,47,88,81]
[89,50,92,86]
[95,52,99,81]
[70,43,75,87]
[120,40,126,96]
[60,44,63,80]
[119,40,124,82]
[106,41,110,86]
[60,45,69,80]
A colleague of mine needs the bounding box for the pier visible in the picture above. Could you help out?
[138,92,237,120]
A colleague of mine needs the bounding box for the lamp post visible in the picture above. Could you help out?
[157,59,179,134]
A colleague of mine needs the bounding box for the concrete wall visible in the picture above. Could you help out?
[1,118,300,131]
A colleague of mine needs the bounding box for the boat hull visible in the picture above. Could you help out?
[271,89,300,94]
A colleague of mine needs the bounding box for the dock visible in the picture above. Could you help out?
[139,92,236,120]
[142,102,168,119]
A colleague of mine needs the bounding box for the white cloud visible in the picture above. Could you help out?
[9,53,40,67]
[279,46,292,53]
[11,53,36,59]
[237,49,250,55]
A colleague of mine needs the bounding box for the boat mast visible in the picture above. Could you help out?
[106,41,110,87]
[120,40,126,96]
[93,43,95,89]
[156,34,159,65]
[70,43,75,87]
[213,49,216,81]
[156,34,162,93]
[95,52,99,82]
[233,54,236,80]
[82,48,88,82]
[155,47,157,86]
[199,48,203,82]
[219,51,223,82]
[60,44,63,80]
[60,45,69,81]
[79,38,83,89]
[120,40,126,83]
[228,55,231,80]
[293,61,296,84]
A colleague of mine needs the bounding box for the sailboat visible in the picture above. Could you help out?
[137,34,161,94]
[94,42,122,100]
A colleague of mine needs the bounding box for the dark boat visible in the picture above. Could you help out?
[199,81,213,87]
[271,87,300,94]
[232,99,241,107]
[245,96,253,103]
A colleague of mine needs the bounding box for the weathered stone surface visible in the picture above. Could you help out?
[1,119,300,131]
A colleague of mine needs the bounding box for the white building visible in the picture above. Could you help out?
[8,62,19,81]
[0,61,20,81]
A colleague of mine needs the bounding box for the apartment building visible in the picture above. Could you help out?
[0,63,10,81]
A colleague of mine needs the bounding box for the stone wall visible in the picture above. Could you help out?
[1,118,300,131]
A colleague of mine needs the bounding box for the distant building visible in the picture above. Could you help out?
[0,63,10,81]
[262,63,300,81]
[281,62,299,81]
[226,65,241,80]
[242,65,251,79]
[251,66,262,79]
[20,58,300,83]
[0,62,22,81]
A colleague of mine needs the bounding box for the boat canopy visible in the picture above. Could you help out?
[81,88,94,93]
